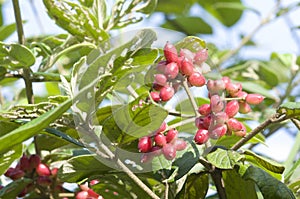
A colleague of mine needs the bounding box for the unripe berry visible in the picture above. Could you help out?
[194,49,208,65]
[36,163,51,176]
[87,189,100,198]
[210,95,224,113]
[154,74,167,86]
[180,58,194,76]
[76,191,89,199]
[245,94,264,105]
[227,118,244,132]
[198,104,211,116]
[155,121,167,133]
[238,101,252,114]
[194,129,209,145]
[188,72,206,87]
[209,124,227,139]
[174,139,187,151]
[166,129,178,143]
[29,154,41,170]
[226,82,242,97]
[225,100,239,118]
[180,49,194,62]
[156,61,167,73]
[37,176,52,187]
[164,62,179,79]
[150,91,160,102]
[138,137,152,153]
[159,86,175,101]
[162,144,176,160]
[164,42,178,63]
[154,133,167,147]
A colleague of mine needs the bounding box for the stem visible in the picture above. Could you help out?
[231,113,287,150]
[164,181,169,199]
[168,110,194,118]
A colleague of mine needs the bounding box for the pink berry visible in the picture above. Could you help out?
[194,129,209,145]
[225,100,239,118]
[180,49,194,62]
[166,129,178,143]
[164,62,179,79]
[195,117,206,129]
[150,91,160,102]
[198,104,211,116]
[164,42,178,63]
[154,74,167,86]
[154,133,167,147]
[159,86,175,101]
[227,118,244,132]
[194,49,208,65]
[152,83,163,91]
[207,79,225,94]
[174,139,187,151]
[237,91,248,99]
[210,95,224,113]
[180,58,194,76]
[51,168,59,176]
[245,94,264,105]
[138,137,152,153]
[213,112,228,124]
[90,180,100,186]
[155,121,167,133]
[76,191,89,199]
[209,124,227,139]
[203,114,212,129]
[238,101,252,114]
[162,144,176,160]
[188,72,206,87]
[226,82,242,97]
[221,76,231,87]
[36,163,51,176]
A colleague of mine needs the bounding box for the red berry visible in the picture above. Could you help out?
[213,112,228,124]
[237,91,248,99]
[10,169,25,180]
[226,82,242,97]
[221,76,231,87]
[195,117,206,129]
[87,189,100,198]
[210,95,224,113]
[36,163,51,176]
[180,49,194,61]
[203,114,212,129]
[152,83,163,91]
[150,91,160,102]
[174,139,187,151]
[194,129,209,145]
[198,104,211,116]
[164,62,179,79]
[238,101,252,114]
[188,72,206,87]
[90,180,100,186]
[194,49,208,65]
[155,121,167,133]
[76,191,89,199]
[154,134,167,147]
[227,118,245,132]
[19,154,30,172]
[138,137,152,153]
[159,86,175,101]
[164,42,178,63]
[51,168,59,176]
[245,94,264,105]
[162,144,176,160]
[4,168,15,177]
[180,58,194,76]
[29,154,41,170]
[154,74,167,86]
[209,124,227,139]
[225,100,239,118]
[37,176,52,187]
[166,129,178,143]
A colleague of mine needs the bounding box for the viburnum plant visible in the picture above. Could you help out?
[0,0,300,199]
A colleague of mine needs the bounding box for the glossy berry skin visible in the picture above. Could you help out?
[155,121,167,133]
[76,191,89,199]
[225,100,239,118]
[150,91,160,102]
[138,137,152,153]
[36,163,51,176]
[207,80,225,94]
[154,133,167,147]
[188,72,206,87]
[159,86,175,101]
[221,76,231,87]
[238,101,252,114]
[194,129,209,145]
[209,124,227,139]
[226,82,242,97]
[166,129,178,143]
[87,189,100,198]
[162,144,176,160]
[174,139,187,151]
[164,62,179,79]
[180,58,194,76]
[29,154,41,170]
[245,94,264,105]
[227,118,244,132]
[164,42,178,63]
[194,49,208,65]
[210,95,224,113]
[213,112,228,124]
[154,74,167,86]
[198,104,211,116]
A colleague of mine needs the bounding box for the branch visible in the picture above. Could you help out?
[231,113,287,150]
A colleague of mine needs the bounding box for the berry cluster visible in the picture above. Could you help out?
[4,154,62,198]
[150,42,209,103]
[194,77,264,144]
[138,122,187,162]
[76,180,103,199]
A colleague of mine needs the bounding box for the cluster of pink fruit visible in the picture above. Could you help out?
[4,154,61,198]
[138,122,187,162]
[194,77,264,144]
[76,180,103,199]
[150,42,208,102]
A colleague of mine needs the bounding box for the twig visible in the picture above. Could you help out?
[231,113,287,150]
[168,110,194,118]
[164,181,169,199]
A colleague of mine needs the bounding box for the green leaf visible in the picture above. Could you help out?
[0,66,6,81]
[206,148,243,169]
[198,0,244,27]
[0,42,35,69]
[59,154,112,182]
[0,23,16,41]
[175,97,209,115]
[243,150,285,174]
[0,178,33,199]
[175,36,206,52]
[239,81,278,101]
[0,144,23,176]
[242,166,296,199]
[223,169,258,199]
[162,17,212,35]
[277,102,300,120]
[215,132,265,148]
[44,128,84,147]
[176,173,209,199]
[156,0,196,14]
